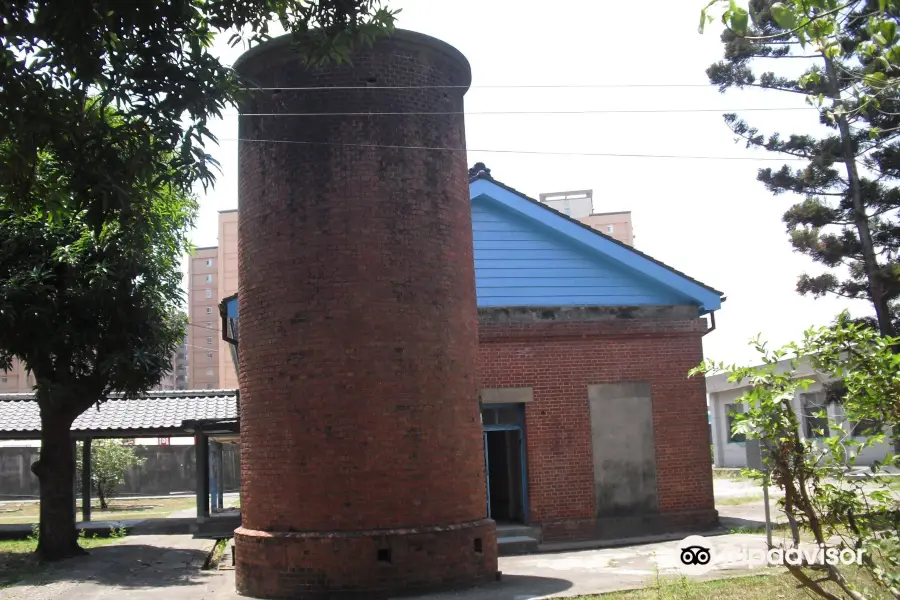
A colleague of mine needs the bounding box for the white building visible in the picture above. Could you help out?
[707,356,893,468]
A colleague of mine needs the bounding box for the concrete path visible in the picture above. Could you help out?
[0,477,892,599]
[0,532,781,600]
[401,534,774,599]
[0,534,226,600]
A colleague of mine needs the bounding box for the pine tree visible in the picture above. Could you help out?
[704,0,900,336]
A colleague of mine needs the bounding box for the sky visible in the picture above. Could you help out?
[186,0,874,367]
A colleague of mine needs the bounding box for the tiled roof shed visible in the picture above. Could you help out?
[0,389,238,439]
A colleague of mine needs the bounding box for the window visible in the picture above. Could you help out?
[563,207,571,216]
[206,351,213,359]
[205,288,213,299]
[205,259,213,267]
[206,306,213,315]
[724,403,746,443]
[206,321,213,329]
[206,336,213,345]
[801,393,830,438]
[205,274,213,283]
[607,224,615,234]
[481,405,521,427]
[0,376,6,384]
[206,369,213,376]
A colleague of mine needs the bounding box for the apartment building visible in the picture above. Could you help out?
[154,338,189,391]
[185,209,239,389]
[187,246,220,389]
[1,340,189,393]
[580,211,635,246]
[0,359,34,393]
[217,210,238,389]
[537,189,634,247]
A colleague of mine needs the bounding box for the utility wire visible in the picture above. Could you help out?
[240,83,717,90]
[186,321,222,334]
[183,342,221,352]
[221,138,808,162]
[232,107,816,117]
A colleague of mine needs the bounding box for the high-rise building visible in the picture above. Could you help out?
[185,209,239,389]
[2,336,189,393]
[0,359,35,392]
[216,210,238,389]
[154,337,189,391]
[187,246,219,389]
[579,211,635,246]
[538,189,635,247]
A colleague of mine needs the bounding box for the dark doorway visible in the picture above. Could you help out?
[485,429,524,523]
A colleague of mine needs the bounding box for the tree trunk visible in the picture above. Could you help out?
[31,409,86,561]
[97,486,107,511]
[823,58,900,454]
[824,57,895,338]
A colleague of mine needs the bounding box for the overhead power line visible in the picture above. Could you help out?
[240,83,717,90]
[232,107,815,117]
[186,321,222,334]
[220,138,808,162]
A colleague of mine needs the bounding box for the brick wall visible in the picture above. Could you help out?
[233,30,496,598]
[478,316,717,541]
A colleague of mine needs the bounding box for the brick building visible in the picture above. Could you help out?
[221,164,725,548]
[222,27,723,598]
[472,168,722,541]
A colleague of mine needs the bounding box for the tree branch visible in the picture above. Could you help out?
[722,4,849,42]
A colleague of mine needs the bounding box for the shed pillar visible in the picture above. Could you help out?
[81,438,92,522]
[195,433,210,520]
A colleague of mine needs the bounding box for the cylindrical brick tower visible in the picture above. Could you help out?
[232,30,497,599]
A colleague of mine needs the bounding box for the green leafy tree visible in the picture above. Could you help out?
[699,0,900,338]
[0,139,196,560]
[0,0,395,562]
[76,440,146,510]
[0,1,397,228]
[692,314,899,600]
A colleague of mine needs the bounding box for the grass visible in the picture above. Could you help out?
[728,523,793,535]
[715,494,766,506]
[0,497,197,524]
[570,568,893,599]
[203,538,229,571]
[0,526,126,589]
[712,469,752,481]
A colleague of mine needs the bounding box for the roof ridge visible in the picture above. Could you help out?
[0,389,238,402]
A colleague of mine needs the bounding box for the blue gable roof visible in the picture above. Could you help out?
[218,174,725,358]
[469,176,723,314]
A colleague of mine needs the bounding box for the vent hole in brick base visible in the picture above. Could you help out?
[474,538,483,554]
[377,548,392,563]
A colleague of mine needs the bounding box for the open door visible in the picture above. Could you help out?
[482,404,527,524]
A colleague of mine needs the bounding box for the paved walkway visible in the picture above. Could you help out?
[1,478,893,599]
[0,534,228,600]
[0,532,782,600]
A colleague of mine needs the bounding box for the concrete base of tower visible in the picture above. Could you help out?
[234,519,498,599]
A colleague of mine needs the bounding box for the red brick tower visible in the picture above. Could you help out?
[232,30,497,598]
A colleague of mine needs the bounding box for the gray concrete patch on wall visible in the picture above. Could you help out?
[478,305,699,324]
[588,382,659,517]
[479,387,533,405]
